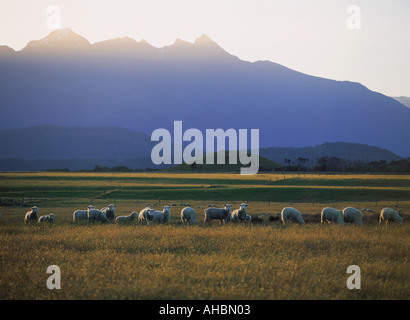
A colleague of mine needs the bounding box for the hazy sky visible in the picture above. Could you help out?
[1,0,409,97]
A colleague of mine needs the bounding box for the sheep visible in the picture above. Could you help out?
[24,206,39,224]
[152,206,171,224]
[115,211,139,224]
[281,207,305,225]
[38,213,55,223]
[229,203,248,222]
[101,204,116,221]
[342,207,363,225]
[73,205,95,222]
[258,213,274,221]
[138,207,155,225]
[87,208,109,223]
[321,207,344,225]
[204,204,232,225]
[379,208,403,225]
[181,207,198,225]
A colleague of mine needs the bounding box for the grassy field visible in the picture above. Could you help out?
[0,172,409,300]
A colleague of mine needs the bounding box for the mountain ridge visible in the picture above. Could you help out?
[1,29,409,157]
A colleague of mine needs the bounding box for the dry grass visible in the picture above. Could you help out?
[0,202,409,300]
[0,172,409,300]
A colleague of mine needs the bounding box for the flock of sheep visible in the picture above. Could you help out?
[15,202,404,226]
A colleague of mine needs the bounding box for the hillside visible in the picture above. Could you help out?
[164,152,282,173]
[0,29,409,157]
[0,125,153,160]
[393,96,410,108]
[0,126,404,171]
[259,142,402,165]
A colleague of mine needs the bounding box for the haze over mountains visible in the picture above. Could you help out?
[0,125,402,171]
[0,28,409,163]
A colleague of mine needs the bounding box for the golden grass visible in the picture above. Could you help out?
[0,202,409,300]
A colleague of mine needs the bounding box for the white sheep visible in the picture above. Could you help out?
[281,207,305,225]
[152,206,171,224]
[73,205,95,222]
[379,208,403,225]
[87,208,109,223]
[342,207,363,225]
[138,207,155,225]
[229,203,248,222]
[38,213,55,223]
[181,207,198,225]
[204,204,232,225]
[115,211,139,224]
[321,207,344,225]
[24,206,39,224]
[101,204,116,221]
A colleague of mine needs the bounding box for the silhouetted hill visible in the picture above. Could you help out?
[164,151,283,173]
[0,125,153,160]
[259,142,402,165]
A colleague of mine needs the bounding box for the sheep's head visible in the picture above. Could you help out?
[224,204,232,212]
[88,205,95,210]
[163,206,170,212]
[240,203,248,210]
[108,204,116,210]
[31,206,38,213]
[49,214,55,220]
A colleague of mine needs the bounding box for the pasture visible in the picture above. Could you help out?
[0,172,409,299]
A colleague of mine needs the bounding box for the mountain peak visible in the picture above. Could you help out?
[24,28,90,50]
[194,34,217,45]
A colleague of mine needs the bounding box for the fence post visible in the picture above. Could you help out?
[21,198,24,207]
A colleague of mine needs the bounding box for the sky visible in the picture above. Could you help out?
[0,0,409,97]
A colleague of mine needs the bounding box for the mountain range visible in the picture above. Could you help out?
[0,28,409,160]
[0,125,403,171]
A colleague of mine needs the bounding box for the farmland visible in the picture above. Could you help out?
[0,172,409,300]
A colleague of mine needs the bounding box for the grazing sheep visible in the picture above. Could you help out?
[204,204,232,225]
[38,213,55,223]
[101,204,116,221]
[379,208,403,225]
[73,205,95,222]
[115,212,139,224]
[281,207,305,225]
[321,207,344,225]
[181,207,198,225]
[229,203,248,222]
[87,208,109,223]
[342,207,363,225]
[258,213,274,221]
[152,206,171,224]
[138,207,155,225]
[24,206,39,224]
